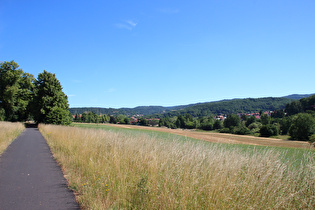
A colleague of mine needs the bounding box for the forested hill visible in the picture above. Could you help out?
[159,97,295,117]
[70,97,296,117]
[283,93,315,100]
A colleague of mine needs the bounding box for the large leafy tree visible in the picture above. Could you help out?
[32,70,71,125]
[260,113,271,125]
[223,114,240,129]
[0,61,35,121]
[289,113,315,140]
[175,115,186,129]
[285,100,303,116]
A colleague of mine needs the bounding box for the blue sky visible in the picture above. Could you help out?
[1,0,314,108]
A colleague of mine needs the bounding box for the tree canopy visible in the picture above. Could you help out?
[32,70,71,125]
[289,113,315,141]
[0,61,35,121]
[0,61,71,125]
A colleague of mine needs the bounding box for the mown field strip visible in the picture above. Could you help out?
[41,124,314,209]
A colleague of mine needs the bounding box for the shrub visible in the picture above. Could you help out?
[199,122,213,130]
[170,123,177,129]
[248,122,262,130]
[260,124,279,137]
[234,126,251,135]
[213,120,223,129]
[220,127,231,133]
[248,122,262,133]
[185,121,196,129]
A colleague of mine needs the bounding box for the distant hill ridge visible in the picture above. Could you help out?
[283,94,315,100]
[69,94,314,116]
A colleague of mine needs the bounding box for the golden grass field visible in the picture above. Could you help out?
[40,124,315,209]
[106,123,313,149]
[0,121,25,155]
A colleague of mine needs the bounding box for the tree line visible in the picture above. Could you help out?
[0,61,71,125]
[73,112,158,126]
[159,95,315,141]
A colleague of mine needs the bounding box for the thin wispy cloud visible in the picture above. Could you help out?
[115,23,132,30]
[126,20,137,27]
[158,8,180,14]
[115,20,137,30]
[67,94,75,97]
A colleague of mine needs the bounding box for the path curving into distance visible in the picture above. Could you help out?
[0,127,79,210]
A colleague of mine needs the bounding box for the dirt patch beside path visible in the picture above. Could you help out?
[106,124,312,149]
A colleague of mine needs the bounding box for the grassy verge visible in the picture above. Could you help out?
[40,124,314,209]
[0,121,25,155]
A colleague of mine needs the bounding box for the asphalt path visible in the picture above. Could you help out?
[0,127,80,210]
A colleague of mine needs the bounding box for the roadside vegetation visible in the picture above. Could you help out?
[40,124,314,209]
[0,122,24,155]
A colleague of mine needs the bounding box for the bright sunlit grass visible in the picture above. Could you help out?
[40,124,315,209]
[0,121,25,155]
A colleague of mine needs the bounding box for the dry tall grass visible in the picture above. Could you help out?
[0,121,25,155]
[39,124,315,209]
